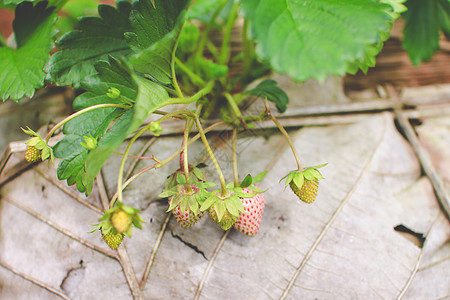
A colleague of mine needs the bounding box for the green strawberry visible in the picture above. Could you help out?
[209,205,239,230]
[289,179,318,204]
[282,163,327,204]
[102,229,124,250]
[200,184,255,231]
[25,146,41,162]
[111,209,132,234]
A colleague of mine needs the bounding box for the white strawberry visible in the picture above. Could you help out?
[233,187,265,236]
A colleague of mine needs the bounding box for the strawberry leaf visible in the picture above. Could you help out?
[240,0,393,81]
[245,79,289,113]
[0,1,57,101]
[82,59,170,195]
[46,1,133,87]
[240,174,253,188]
[53,135,88,192]
[128,0,189,85]
[402,0,450,65]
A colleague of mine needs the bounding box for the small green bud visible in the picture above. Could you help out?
[81,136,98,150]
[106,87,121,99]
[149,122,163,136]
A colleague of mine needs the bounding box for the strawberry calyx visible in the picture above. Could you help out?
[160,177,216,228]
[200,183,260,230]
[281,163,327,204]
[161,181,215,216]
[91,202,144,238]
[163,164,207,190]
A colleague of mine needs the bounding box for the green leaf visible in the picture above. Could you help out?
[240,174,252,188]
[252,171,267,184]
[402,0,445,65]
[437,0,450,36]
[246,79,289,113]
[1,0,68,9]
[46,1,133,87]
[240,0,393,81]
[188,0,223,21]
[129,0,189,85]
[126,0,188,51]
[83,60,170,195]
[0,1,57,101]
[54,58,133,194]
[347,41,385,75]
[53,134,88,193]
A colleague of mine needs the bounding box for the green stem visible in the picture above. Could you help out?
[115,125,150,207]
[110,121,227,205]
[45,103,129,142]
[218,2,239,65]
[172,22,185,99]
[194,117,227,196]
[166,81,214,105]
[265,101,302,170]
[242,18,254,75]
[194,0,228,60]
[155,110,191,124]
[183,119,193,192]
[224,92,242,119]
[224,92,248,128]
[232,128,239,186]
[205,39,220,60]
[175,57,206,86]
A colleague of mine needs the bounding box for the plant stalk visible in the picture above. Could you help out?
[194,117,227,195]
[45,103,129,142]
[232,128,239,186]
[265,100,303,171]
[109,121,227,205]
[175,57,206,86]
[182,119,193,192]
[166,81,214,105]
[219,2,239,65]
[115,125,150,207]
[171,22,185,99]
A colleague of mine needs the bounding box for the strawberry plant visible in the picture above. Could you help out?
[1,0,448,248]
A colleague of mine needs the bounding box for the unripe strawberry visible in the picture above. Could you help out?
[282,163,327,204]
[111,209,132,234]
[25,146,41,162]
[102,230,124,250]
[169,184,205,228]
[289,179,318,204]
[209,206,238,230]
[171,201,205,228]
[233,188,265,236]
[162,181,214,229]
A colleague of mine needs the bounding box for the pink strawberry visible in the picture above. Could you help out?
[233,187,265,236]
